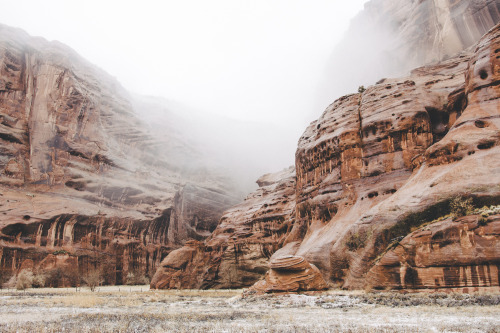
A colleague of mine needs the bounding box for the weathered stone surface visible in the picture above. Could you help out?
[0,24,238,286]
[150,167,296,289]
[367,214,500,292]
[284,23,500,291]
[151,23,500,292]
[320,0,500,105]
[249,255,328,293]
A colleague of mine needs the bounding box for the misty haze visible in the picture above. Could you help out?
[1,1,500,332]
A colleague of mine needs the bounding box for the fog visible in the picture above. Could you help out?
[0,0,369,192]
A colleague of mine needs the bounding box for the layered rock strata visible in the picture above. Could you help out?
[0,24,238,286]
[279,23,500,291]
[150,167,296,289]
[151,23,500,292]
[249,256,328,293]
[368,213,500,291]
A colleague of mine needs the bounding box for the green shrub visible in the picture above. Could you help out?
[450,197,474,218]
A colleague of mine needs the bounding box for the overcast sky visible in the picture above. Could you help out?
[0,0,368,178]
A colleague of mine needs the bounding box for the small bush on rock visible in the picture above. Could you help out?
[345,230,370,251]
[450,197,474,218]
[3,274,16,289]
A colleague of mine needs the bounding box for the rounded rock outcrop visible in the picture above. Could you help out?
[249,256,328,293]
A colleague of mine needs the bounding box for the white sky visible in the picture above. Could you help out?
[0,0,368,177]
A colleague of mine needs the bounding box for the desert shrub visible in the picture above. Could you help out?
[16,270,33,290]
[32,273,46,288]
[83,268,104,291]
[44,268,63,287]
[330,252,349,282]
[64,265,80,287]
[478,212,489,226]
[345,229,370,251]
[450,196,474,218]
[358,85,366,93]
[126,271,150,285]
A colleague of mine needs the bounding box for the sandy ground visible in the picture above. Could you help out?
[0,286,499,332]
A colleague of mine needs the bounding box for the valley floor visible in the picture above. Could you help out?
[0,287,499,332]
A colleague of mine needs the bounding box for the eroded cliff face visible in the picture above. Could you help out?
[367,213,500,291]
[150,167,296,289]
[282,23,500,291]
[151,23,500,292]
[319,0,500,108]
[0,24,238,286]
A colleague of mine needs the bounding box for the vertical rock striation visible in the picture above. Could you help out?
[0,24,239,286]
[151,23,500,292]
[284,23,500,291]
[150,167,296,289]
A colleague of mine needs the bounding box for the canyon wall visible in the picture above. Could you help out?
[152,22,500,292]
[151,167,296,289]
[318,0,500,110]
[287,22,500,291]
[0,24,238,286]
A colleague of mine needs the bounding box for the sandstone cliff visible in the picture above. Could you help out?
[282,22,500,292]
[318,0,500,109]
[0,24,238,286]
[152,23,500,292]
[151,167,296,289]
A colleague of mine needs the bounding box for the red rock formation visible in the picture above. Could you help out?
[367,213,500,292]
[150,23,500,292]
[282,23,500,291]
[249,256,328,293]
[0,24,238,286]
[151,167,296,289]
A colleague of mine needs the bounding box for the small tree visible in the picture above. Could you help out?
[358,85,366,93]
[83,268,104,292]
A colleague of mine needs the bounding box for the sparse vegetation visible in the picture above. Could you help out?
[358,85,366,93]
[15,270,33,290]
[32,272,46,288]
[450,196,474,219]
[0,288,499,332]
[126,270,150,285]
[83,268,104,292]
[345,229,370,251]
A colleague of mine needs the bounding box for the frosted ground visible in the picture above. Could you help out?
[0,286,499,332]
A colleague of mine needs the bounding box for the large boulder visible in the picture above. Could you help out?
[250,256,328,293]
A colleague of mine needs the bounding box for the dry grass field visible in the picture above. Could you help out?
[0,286,499,332]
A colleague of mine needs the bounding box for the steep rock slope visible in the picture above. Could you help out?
[151,23,500,292]
[318,0,500,109]
[151,167,296,289]
[0,24,238,285]
[281,23,500,291]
